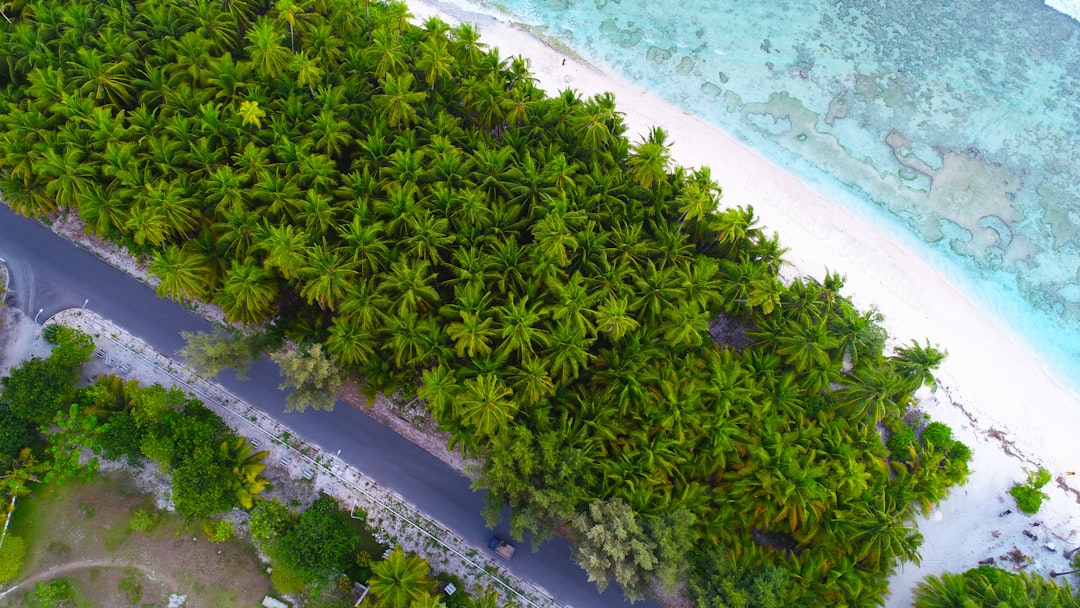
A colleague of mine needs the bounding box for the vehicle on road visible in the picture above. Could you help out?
[488,536,515,559]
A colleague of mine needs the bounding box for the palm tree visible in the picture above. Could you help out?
[245,17,292,78]
[215,258,279,324]
[494,294,549,362]
[627,126,671,191]
[373,72,426,128]
[458,374,517,437]
[416,35,455,90]
[325,315,377,367]
[39,145,95,210]
[366,28,408,80]
[219,436,270,509]
[290,50,322,95]
[273,0,309,51]
[834,365,907,424]
[890,340,946,393]
[543,320,594,383]
[368,546,433,608]
[150,245,213,301]
[447,312,496,358]
[299,242,356,311]
[417,364,460,420]
[258,222,310,281]
[382,259,439,317]
[69,47,134,106]
[594,296,639,341]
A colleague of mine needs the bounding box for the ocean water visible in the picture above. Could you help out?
[442,0,1080,390]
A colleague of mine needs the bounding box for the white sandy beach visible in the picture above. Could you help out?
[407,0,1080,604]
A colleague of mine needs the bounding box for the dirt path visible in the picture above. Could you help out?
[0,557,182,601]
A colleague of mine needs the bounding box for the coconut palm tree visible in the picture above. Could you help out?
[219,436,270,509]
[150,244,213,301]
[458,373,517,437]
[215,258,279,324]
[368,546,433,608]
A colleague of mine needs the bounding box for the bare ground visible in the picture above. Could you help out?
[0,470,271,608]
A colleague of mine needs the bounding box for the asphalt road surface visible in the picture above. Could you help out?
[0,205,656,607]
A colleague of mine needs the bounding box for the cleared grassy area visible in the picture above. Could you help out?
[1,469,272,607]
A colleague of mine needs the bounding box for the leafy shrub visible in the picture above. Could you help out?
[128,507,160,533]
[920,421,953,450]
[1010,467,1052,515]
[97,411,145,462]
[0,535,27,582]
[887,424,916,460]
[276,496,358,583]
[206,519,235,543]
[118,574,143,604]
[270,565,306,595]
[914,565,1076,608]
[249,498,292,543]
[42,325,95,368]
[32,578,73,606]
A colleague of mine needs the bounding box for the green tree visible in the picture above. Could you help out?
[179,327,268,379]
[249,497,292,543]
[277,495,359,582]
[171,445,236,518]
[571,498,657,602]
[271,343,344,412]
[0,356,81,425]
[44,404,101,484]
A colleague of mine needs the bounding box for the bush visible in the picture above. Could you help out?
[97,412,145,462]
[206,519,235,543]
[32,578,73,606]
[128,507,160,533]
[249,498,292,543]
[1010,467,1052,515]
[920,421,953,450]
[270,565,306,595]
[0,534,27,582]
[887,424,916,460]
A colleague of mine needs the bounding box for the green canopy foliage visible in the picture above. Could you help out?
[914,566,1077,608]
[276,495,359,584]
[0,0,969,603]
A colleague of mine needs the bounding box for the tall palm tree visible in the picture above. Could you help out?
[890,340,946,393]
[299,242,356,311]
[150,244,213,301]
[219,436,270,509]
[494,294,549,362]
[215,258,279,324]
[245,17,292,78]
[458,373,517,437]
[368,546,433,608]
[627,126,671,191]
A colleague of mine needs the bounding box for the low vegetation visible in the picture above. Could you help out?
[913,565,1075,607]
[1010,467,1052,515]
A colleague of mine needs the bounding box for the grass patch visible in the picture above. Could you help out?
[117,570,142,605]
[5,469,272,606]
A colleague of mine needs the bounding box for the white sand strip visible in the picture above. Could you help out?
[405,0,1080,604]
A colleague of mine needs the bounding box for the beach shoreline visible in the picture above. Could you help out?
[406,0,1080,604]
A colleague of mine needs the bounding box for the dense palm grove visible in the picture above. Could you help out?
[0,0,987,604]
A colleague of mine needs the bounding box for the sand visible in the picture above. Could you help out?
[404,0,1080,604]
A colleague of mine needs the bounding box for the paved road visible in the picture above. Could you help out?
[0,205,654,608]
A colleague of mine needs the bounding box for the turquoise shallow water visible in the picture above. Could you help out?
[446,0,1080,390]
